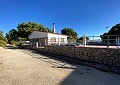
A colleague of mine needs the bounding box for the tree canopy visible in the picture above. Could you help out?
[6,29,18,43]
[17,22,52,38]
[77,36,89,40]
[101,23,120,44]
[107,23,120,35]
[77,36,89,43]
[6,22,52,44]
[61,28,78,40]
[101,23,120,36]
[0,31,7,47]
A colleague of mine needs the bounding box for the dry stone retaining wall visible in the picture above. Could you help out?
[23,45,120,67]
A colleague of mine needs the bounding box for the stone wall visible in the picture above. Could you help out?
[23,45,120,67]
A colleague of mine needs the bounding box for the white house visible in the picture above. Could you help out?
[29,31,69,47]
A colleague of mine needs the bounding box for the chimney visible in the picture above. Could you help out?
[53,23,56,33]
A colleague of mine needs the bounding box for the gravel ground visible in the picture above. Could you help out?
[0,48,120,85]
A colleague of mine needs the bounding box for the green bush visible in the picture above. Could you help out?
[11,41,20,46]
[0,40,7,46]
[0,31,7,47]
[0,43,5,47]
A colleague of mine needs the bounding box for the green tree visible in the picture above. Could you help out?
[0,31,7,47]
[6,22,52,44]
[17,22,52,38]
[77,36,89,43]
[61,28,78,40]
[6,29,18,43]
[11,40,20,46]
[101,23,120,44]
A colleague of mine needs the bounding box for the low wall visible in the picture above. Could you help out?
[23,46,120,67]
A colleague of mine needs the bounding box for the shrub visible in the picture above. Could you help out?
[0,40,7,45]
[11,41,20,46]
[0,43,5,47]
[0,31,7,47]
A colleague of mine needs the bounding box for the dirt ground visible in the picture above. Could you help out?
[0,48,120,85]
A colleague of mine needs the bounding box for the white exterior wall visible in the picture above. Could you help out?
[29,31,47,39]
[48,33,68,44]
[29,31,68,46]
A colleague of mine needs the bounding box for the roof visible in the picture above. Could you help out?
[31,30,70,37]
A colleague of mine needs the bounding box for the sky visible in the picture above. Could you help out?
[0,0,120,37]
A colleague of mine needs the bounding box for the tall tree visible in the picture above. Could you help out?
[107,23,120,35]
[61,28,78,40]
[0,31,7,47]
[6,22,52,44]
[17,22,52,38]
[101,23,120,44]
[6,29,18,43]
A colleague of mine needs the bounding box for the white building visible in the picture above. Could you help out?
[29,31,69,47]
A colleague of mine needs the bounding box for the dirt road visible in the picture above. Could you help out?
[0,48,120,85]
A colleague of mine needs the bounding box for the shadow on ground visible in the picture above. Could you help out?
[59,65,120,85]
[7,47,120,85]
[29,51,120,85]
[7,47,120,73]
[6,47,20,49]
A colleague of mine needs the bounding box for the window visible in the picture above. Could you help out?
[60,38,64,42]
[50,37,56,42]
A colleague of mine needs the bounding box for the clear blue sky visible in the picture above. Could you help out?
[0,0,120,37]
